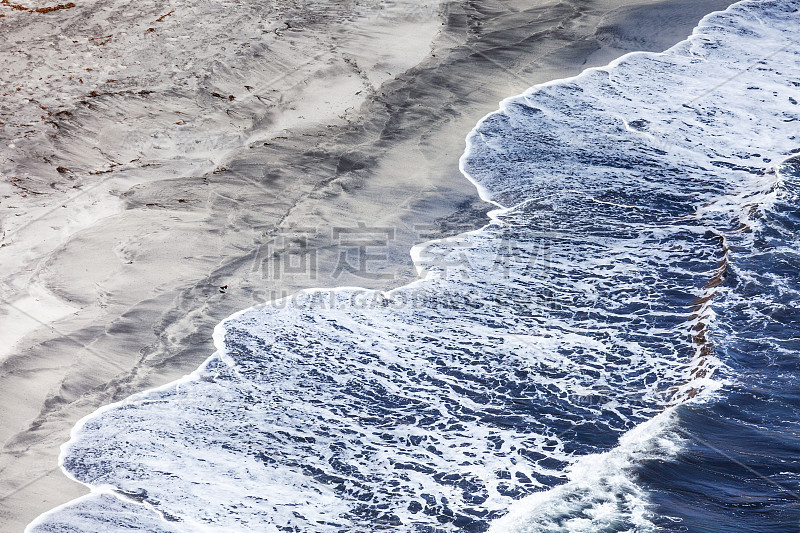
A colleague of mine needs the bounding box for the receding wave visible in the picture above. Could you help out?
[28,0,800,531]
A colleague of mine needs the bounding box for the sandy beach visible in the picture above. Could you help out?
[1,0,732,529]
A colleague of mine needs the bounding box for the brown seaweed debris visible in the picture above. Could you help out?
[89,33,113,45]
[1,0,76,12]
[667,232,730,406]
[1,0,28,10]
[33,2,75,13]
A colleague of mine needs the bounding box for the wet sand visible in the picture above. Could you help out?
[0,0,732,529]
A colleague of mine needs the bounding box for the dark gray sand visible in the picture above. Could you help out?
[0,0,732,528]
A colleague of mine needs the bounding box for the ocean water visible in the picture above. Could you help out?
[28,0,800,531]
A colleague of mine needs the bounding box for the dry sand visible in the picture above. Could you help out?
[1,0,732,529]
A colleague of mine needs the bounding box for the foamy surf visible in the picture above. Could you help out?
[487,409,683,533]
[28,0,800,531]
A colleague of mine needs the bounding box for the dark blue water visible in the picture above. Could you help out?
[643,160,800,533]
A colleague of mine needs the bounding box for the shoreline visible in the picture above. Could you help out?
[1,0,733,529]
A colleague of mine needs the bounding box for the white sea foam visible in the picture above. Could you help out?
[488,409,683,533]
[28,0,800,531]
